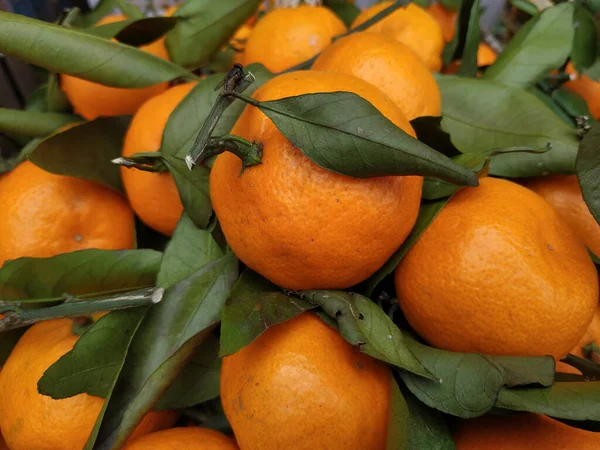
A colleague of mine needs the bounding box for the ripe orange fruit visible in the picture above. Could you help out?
[210,70,422,290]
[0,320,178,450]
[124,427,238,449]
[524,175,600,257]
[61,15,170,120]
[453,413,600,449]
[443,42,497,74]
[220,313,390,450]
[241,6,347,73]
[122,83,196,236]
[312,31,441,120]
[352,2,445,71]
[565,63,600,119]
[0,161,135,267]
[395,177,598,359]
[427,2,457,42]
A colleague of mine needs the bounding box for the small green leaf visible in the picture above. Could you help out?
[166,0,261,69]
[482,3,574,88]
[386,374,410,450]
[496,381,600,420]
[29,117,130,192]
[439,76,580,177]
[295,290,435,380]
[552,88,596,123]
[576,122,600,227]
[400,335,555,418]
[254,92,478,186]
[220,270,315,357]
[360,198,451,296]
[0,108,78,138]
[443,0,481,75]
[510,0,539,16]
[85,17,178,47]
[571,4,597,72]
[323,0,360,27]
[47,74,72,113]
[0,328,27,366]
[0,11,189,88]
[0,249,161,301]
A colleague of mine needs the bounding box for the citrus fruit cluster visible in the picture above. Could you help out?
[0,0,600,449]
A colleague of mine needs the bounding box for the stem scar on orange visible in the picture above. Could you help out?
[209,70,422,290]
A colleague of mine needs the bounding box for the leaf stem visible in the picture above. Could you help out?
[0,286,162,332]
[206,134,263,173]
[112,151,168,172]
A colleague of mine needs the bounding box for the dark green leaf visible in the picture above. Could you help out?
[114,0,144,20]
[360,198,450,296]
[166,0,261,69]
[496,382,600,420]
[0,108,78,138]
[47,74,72,113]
[439,76,580,177]
[156,334,221,410]
[85,17,178,47]
[220,270,315,357]
[410,116,461,158]
[295,290,435,380]
[443,0,481,75]
[255,92,478,186]
[38,309,148,399]
[79,0,119,27]
[528,86,575,125]
[400,383,456,450]
[510,0,539,16]
[571,4,597,72]
[439,0,461,8]
[576,122,600,227]
[0,328,27,366]
[26,83,50,112]
[0,11,189,88]
[400,335,555,418]
[386,374,410,450]
[483,3,574,88]
[29,117,130,192]
[323,0,360,27]
[0,249,161,302]
[552,88,596,122]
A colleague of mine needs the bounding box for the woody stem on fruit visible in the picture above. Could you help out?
[0,286,163,332]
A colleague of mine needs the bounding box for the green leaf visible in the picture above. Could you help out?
[166,0,261,69]
[510,0,539,16]
[0,11,189,88]
[528,86,575,125]
[410,116,461,158]
[253,92,478,187]
[26,83,50,112]
[400,383,456,450]
[552,88,596,123]
[219,270,315,357]
[482,3,574,88]
[294,290,435,380]
[323,0,360,27]
[38,309,148,399]
[85,17,178,47]
[439,0,461,8]
[442,0,481,75]
[571,4,597,72]
[47,74,72,113]
[0,249,161,301]
[496,381,600,421]
[576,122,600,227]
[29,117,130,192]
[155,334,221,410]
[0,108,78,138]
[386,374,410,450]
[79,0,120,27]
[0,328,27,366]
[359,197,451,296]
[85,218,238,449]
[439,76,580,177]
[400,335,555,418]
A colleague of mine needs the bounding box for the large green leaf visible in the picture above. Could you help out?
[387,374,410,450]
[29,117,130,192]
[166,0,261,69]
[294,290,435,380]
[0,249,161,301]
[220,270,315,357]
[251,92,478,186]
[439,76,580,177]
[86,17,178,46]
[571,4,597,72]
[0,108,78,138]
[576,123,600,227]
[400,336,555,418]
[85,217,238,450]
[482,3,574,88]
[0,11,189,88]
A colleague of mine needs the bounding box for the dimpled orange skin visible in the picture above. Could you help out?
[122,83,196,236]
[241,6,346,73]
[0,320,178,450]
[565,63,600,120]
[61,15,170,121]
[427,2,457,42]
[524,175,600,257]
[124,427,239,450]
[313,32,441,120]
[0,161,134,267]
[210,70,422,290]
[443,42,497,74]
[453,413,600,450]
[221,313,390,450]
[395,177,598,359]
[352,2,445,71]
